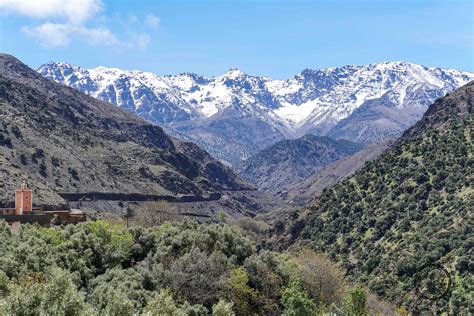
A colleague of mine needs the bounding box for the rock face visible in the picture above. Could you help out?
[299,81,474,313]
[0,54,262,216]
[234,135,363,193]
[39,61,474,165]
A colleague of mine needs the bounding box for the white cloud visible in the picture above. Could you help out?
[145,14,160,29]
[22,23,71,47]
[0,0,102,24]
[79,27,118,45]
[1,0,153,49]
[22,23,119,48]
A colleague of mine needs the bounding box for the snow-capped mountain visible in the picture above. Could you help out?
[38,61,474,165]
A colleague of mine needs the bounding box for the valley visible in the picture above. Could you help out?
[1,1,473,314]
[0,54,285,220]
[1,46,473,316]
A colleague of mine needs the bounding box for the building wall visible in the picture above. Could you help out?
[15,189,32,214]
[15,193,22,215]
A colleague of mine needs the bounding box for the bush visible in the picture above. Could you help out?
[223,267,256,315]
[143,289,206,316]
[0,219,394,314]
[343,286,367,316]
[280,279,316,316]
[0,268,93,315]
[212,299,235,316]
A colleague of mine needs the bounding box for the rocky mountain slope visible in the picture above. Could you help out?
[0,54,281,218]
[38,61,474,165]
[281,139,393,205]
[297,81,474,313]
[235,135,362,193]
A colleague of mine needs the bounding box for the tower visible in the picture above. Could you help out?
[15,181,32,215]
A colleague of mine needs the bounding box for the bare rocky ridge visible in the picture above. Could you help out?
[0,54,284,217]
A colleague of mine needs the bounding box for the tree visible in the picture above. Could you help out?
[123,208,134,228]
[286,249,345,306]
[102,290,135,316]
[244,251,286,314]
[212,299,235,316]
[132,201,177,227]
[143,289,207,316]
[143,289,184,315]
[223,267,256,315]
[163,248,230,307]
[343,286,367,316]
[0,268,94,315]
[280,279,316,316]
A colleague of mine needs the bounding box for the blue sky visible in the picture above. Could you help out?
[0,0,473,78]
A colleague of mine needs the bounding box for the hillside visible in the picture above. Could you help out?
[39,61,474,165]
[235,135,362,193]
[0,54,279,217]
[297,82,474,313]
[281,139,393,205]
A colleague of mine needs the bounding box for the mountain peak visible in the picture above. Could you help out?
[222,68,247,79]
[37,60,474,164]
[0,53,26,67]
[1,54,254,215]
[39,61,83,71]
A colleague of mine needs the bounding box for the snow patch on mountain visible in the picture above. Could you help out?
[39,61,474,130]
[38,60,474,163]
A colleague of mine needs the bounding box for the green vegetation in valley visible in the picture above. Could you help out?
[0,219,396,315]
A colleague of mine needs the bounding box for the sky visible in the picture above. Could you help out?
[0,0,473,78]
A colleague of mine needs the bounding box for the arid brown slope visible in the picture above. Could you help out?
[0,54,260,215]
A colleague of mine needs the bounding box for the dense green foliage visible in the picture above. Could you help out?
[0,220,382,315]
[301,87,474,314]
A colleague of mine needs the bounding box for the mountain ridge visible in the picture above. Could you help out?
[1,54,282,218]
[296,81,474,312]
[235,134,363,193]
[39,61,474,165]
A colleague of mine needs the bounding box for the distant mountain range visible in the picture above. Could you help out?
[38,61,474,165]
[0,54,282,218]
[235,135,363,193]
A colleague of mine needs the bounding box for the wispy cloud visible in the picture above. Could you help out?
[0,0,155,49]
[21,23,120,48]
[145,14,160,29]
[21,23,72,47]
